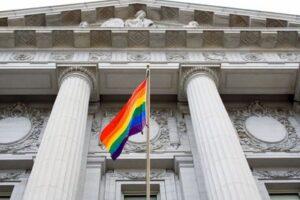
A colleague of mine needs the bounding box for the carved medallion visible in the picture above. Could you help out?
[278,53,300,62]
[89,52,112,61]
[0,103,46,154]
[203,52,227,61]
[228,101,300,152]
[166,52,187,62]
[245,116,287,143]
[240,53,265,62]
[0,117,32,144]
[50,52,74,61]
[10,52,35,61]
[127,52,150,61]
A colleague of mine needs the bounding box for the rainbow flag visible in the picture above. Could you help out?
[99,80,147,160]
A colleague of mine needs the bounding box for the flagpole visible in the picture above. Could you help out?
[146,64,151,200]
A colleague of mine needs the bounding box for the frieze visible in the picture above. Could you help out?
[0,103,47,154]
[253,168,300,180]
[1,51,300,63]
[228,101,300,152]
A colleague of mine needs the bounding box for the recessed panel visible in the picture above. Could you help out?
[220,68,297,94]
[99,68,178,95]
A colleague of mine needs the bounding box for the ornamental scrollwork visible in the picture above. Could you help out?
[0,170,27,182]
[0,103,46,154]
[111,169,170,180]
[228,101,300,152]
[253,168,300,180]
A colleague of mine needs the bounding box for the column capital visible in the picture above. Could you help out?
[178,64,220,101]
[57,64,97,90]
[57,64,99,101]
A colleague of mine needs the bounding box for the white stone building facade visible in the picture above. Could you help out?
[0,0,300,199]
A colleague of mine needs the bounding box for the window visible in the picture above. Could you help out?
[124,195,157,200]
[121,184,160,200]
[0,186,13,200]
[270,194,300,200]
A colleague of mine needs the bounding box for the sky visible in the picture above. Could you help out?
[0,0,300,15]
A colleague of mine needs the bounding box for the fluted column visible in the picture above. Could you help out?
[23,67,95,200]
[182,67,261,200]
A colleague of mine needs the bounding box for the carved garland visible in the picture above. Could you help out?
[228,101,300,152]
[0,103,46,154]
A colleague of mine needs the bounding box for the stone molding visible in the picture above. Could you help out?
[57,64,98,93]
[178,64,220,101]
[174,155,194,174]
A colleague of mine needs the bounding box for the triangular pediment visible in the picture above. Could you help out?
[0,0,299,28]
